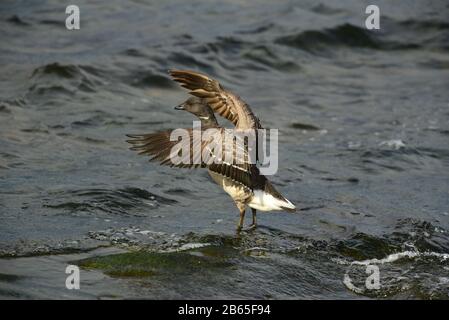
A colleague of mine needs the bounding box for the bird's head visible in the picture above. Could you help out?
[174,97,215,121]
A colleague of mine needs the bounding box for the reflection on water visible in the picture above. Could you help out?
[1,0,449,299]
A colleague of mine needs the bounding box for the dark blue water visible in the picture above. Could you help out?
[1,0,449,299]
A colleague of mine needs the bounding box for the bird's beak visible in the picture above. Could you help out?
[174,104,185,110]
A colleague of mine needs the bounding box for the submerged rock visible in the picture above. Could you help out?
[76,247,233,278]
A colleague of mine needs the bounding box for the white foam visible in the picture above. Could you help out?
[334,250,449,267]
[379,139,406,150]
[340,250,449,295]
[343,274,364,294]
[162,242,211,253]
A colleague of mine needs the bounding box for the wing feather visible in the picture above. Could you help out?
[126,128,256,189]
[169,70,240,126]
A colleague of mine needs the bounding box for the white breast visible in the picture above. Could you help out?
[208,170,251,203]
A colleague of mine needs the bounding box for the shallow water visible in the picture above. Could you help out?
[1,0,449,299]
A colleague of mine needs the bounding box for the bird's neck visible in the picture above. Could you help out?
[198,115,219,127]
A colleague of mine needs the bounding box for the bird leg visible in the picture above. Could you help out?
[236,203,246,232]
[248,208,257,230]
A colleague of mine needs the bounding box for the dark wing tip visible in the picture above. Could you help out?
[281,206,297,213]
[126,134,143,138]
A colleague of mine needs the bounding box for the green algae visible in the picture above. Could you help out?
[77,247,233,278]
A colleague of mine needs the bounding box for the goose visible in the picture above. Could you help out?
[127,71,295,231]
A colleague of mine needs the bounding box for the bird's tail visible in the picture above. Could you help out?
[256,180,297,213]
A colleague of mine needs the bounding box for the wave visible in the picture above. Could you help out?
[6,15,30,27]
[2,217,448,298]
[339,248,449,297]
[275,23,420,53]
[28,63,104,96]
[128,70,176,89]
[31,63,103,80]
[336,250,449,267]
[343,143,447,174]
[399,19,449,31]
[43,187,177,216]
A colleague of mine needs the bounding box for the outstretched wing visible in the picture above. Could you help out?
[126,128,256,190]
[169,69,247,126]
[127,129,202,168]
